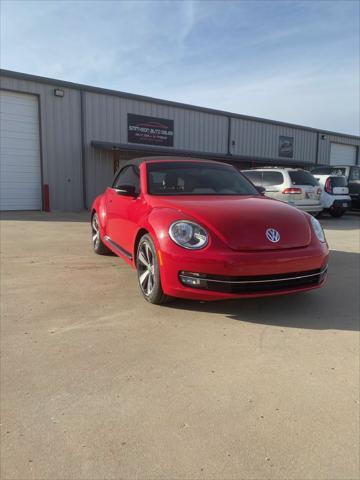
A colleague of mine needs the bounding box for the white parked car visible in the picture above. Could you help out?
[313,174,351,217]
[311,165,360,209]
[242,168,323,215]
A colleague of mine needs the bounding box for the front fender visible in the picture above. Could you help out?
[142,207,197,251]
[139,206,221,262]
[91,194,108,234]
[136,208,193,282]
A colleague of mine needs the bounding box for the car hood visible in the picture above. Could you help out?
[150,195,312,251]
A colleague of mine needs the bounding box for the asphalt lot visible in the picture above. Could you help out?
[1,211,359,480]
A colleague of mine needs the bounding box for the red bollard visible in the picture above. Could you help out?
[43,184,50,212]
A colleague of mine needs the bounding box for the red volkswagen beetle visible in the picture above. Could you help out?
[91,157,328,304]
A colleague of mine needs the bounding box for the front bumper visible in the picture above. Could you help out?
[159,241,329,301]
[179,266,327,294]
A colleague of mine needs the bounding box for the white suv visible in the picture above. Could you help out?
[242,168,323,215]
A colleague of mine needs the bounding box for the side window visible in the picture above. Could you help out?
[242,171,263,186]
[262,171,284,186]
[113,166,140,192]
[330,167,346,176]
[350,167,360,180]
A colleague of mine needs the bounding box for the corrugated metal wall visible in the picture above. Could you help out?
[0,75,83,210]
[85,92,360,205]
[84,91,228,204]
[84,92,228,152]
[1,72,359,211]
[230,118,318,163]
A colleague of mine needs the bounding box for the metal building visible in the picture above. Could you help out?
[1,69,359,211]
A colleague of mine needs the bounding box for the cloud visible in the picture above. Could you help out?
[0,0,359,135]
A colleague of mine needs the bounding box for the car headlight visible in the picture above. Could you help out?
[169,221,208,249]
[310,216,326,243]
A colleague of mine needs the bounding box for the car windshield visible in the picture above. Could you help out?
[147,162,259,196]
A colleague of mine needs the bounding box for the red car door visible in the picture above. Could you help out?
[106,165,140,257]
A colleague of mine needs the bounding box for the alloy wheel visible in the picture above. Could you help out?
[92,214,100,248]
[137,241,155,296]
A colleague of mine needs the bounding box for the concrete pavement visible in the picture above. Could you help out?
[1,211,359,480]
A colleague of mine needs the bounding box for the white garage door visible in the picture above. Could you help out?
[330,143,357,166]
[0,90,42,210]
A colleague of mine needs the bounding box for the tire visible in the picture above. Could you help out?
[329,207,346,218]
[136,234,171,304]
[91,212,111,255]
[314,211,322,219]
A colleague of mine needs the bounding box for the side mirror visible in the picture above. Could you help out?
[114,184,137,197]
[256,186,266,195]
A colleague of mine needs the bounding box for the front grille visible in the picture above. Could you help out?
[179,266,327,294]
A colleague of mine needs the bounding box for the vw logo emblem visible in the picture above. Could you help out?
[266,228,280,243]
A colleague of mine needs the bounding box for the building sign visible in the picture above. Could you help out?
[278,136,294,158]
[127,114,174,147]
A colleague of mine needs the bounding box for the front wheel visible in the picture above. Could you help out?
[329,207,346,218]
[136,234,171,304]
[91,213,111,254]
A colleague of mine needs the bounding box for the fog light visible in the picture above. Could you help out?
[182,276,201,286]
[179,271,208,289]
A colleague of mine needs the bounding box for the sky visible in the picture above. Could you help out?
[1,0,359,135]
